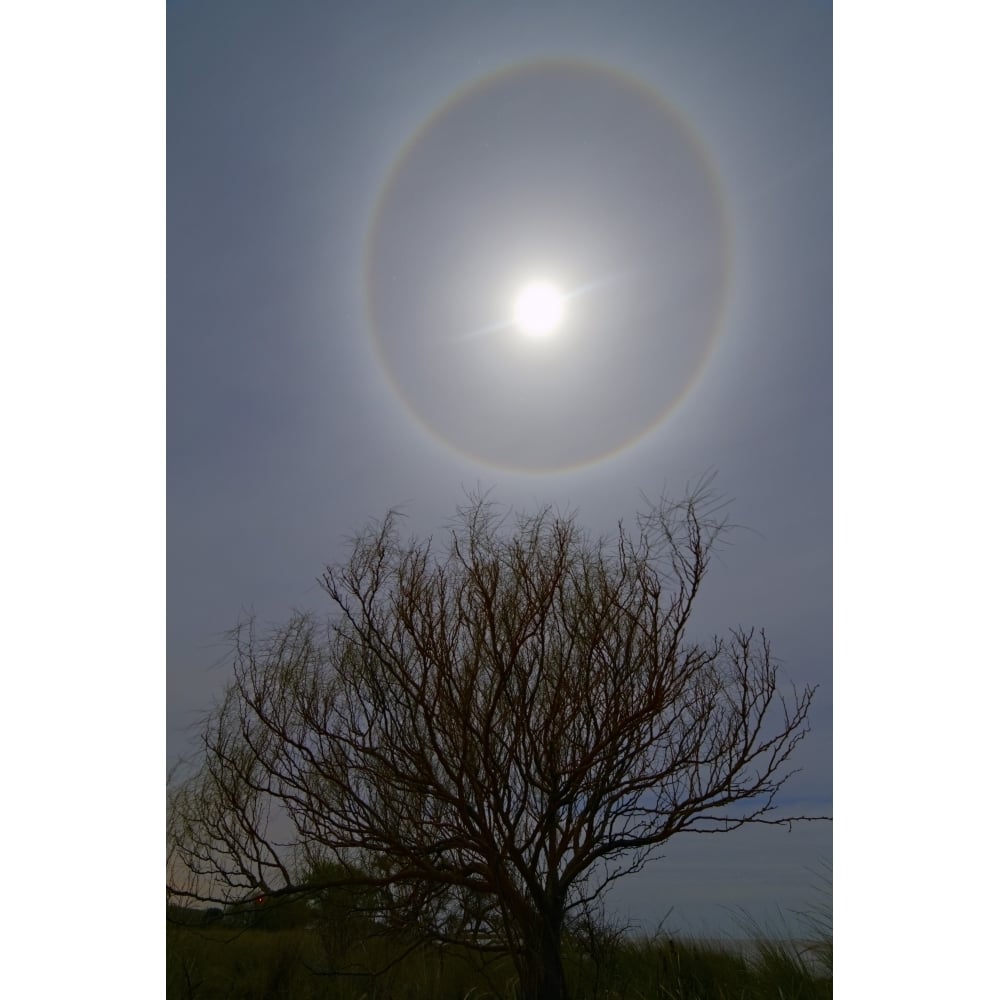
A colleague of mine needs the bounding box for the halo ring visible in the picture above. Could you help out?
[364,57,731,473]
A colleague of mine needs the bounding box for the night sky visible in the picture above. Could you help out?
[168,0,831,935]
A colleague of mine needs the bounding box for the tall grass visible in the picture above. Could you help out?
[167,868,833,1000]
[168,927,832,1000]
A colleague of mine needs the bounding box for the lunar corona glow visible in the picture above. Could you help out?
[513,281,566,337]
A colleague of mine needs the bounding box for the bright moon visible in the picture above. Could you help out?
[512,282,566,336]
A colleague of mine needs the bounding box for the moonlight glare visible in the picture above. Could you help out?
[513,281,566,337]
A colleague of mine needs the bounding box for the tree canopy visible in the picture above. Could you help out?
[168,484,820,1000]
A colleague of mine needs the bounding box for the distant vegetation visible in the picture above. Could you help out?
[168,860,833,998]
[167,901,833,1000]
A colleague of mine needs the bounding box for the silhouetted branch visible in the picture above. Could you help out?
[168,486,824,1000]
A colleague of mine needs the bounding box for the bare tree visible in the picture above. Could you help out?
[169,483,823,1000]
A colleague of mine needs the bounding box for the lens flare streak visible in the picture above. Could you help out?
[450,272,625,344]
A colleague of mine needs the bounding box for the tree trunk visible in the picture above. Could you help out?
[519,909,569,1000]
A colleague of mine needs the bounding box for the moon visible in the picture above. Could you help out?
[512,281,566,336]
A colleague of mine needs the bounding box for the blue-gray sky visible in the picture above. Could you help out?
[168,0,831,935]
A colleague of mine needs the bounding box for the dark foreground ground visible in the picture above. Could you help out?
[166,915,833,1000]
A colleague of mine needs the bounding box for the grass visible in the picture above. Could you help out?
[168,861,833,998]
[167,921,832,1000]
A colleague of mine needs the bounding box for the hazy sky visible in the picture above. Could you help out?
[168,0,831,935]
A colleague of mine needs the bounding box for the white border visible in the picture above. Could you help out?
[1,2,164,994]
[836,2,998,994]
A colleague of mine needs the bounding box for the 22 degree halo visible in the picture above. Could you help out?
[365,59,730,473]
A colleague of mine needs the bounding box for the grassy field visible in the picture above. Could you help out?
[166,918,832,1000]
